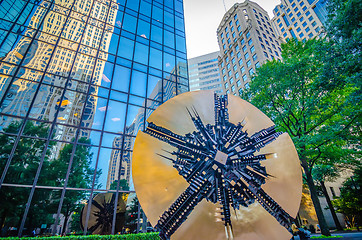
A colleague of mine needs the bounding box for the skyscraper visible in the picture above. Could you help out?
[188,51,223,93]
[217,1,282,96]
[0,0,188,236]
[271,0,328,41]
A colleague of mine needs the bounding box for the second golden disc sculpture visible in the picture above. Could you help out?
[132,91,302,240]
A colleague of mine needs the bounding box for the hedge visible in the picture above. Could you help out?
[0,233,160,240]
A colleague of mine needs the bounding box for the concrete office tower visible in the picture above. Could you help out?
[271,0,328,41]
[0,0,188,236]
[217,1,282,96]
[188,51,223,93]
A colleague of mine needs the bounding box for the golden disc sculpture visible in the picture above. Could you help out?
[132,91,302,240]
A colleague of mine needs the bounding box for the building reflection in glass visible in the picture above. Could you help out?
[0,0,188,237]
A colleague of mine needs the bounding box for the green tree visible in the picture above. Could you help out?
[242,39,359,236]
[47,138,100,235]
[0,121,52,235]
[333,165,362,228]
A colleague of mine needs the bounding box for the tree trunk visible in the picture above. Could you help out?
[320,180,343,231]
[302,160,331,236]
[0,210,7,233]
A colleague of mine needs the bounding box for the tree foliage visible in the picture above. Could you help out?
[0,122,99,236]
[242,38,359,235]
[333,165,362,228]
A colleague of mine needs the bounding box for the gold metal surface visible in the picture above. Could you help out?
[132,91,302,240]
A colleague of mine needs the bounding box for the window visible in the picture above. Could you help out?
[252,54,257,61]
[237,80,241,87]
[246,32,250,38]
[289,13,293,18]
[222,68,225,74]
[237,51,241,58]
[247,60,251,67]
[240,66,245,73]
[230,77,234,84]
[255,62,260,68]
[223,75,227,81]
[292,3,296,7]
[229,20,233,26]
[236,20,239,25]
[258,36,263,42]
[299,32,304,38]
[233,65,237,71]
[230,51,234,57]
[297,27,301,32]
[286,8,290,13]
[231,26,234,32]
[249,68,254,75]
[305,27,310,32]
[300,16,304,22]
[228,70,232,76]
[277,18,281,23]
[242,45,247,52]
[308,16,314,21]
[242,74,247,81]
[237,25,241,32]
[265,40,269,46]
[281,27,285,32]
[221,62,224,67]
[244,52,249,59]
[232,32,236,38]
[227,38,231,44]
[300,1,304,6]
[245,82,250,89]
[235,72,239,78]
[238,59,243,66]
[302,6,307,11]
[274,51,279,57]
[312,21,316,27]
[240,38,245,45]
[225,82,229,88]
[227,63,230,69]
[226,90,230,94]
[225,26,228,32]
[306,11,310,16]
[250,46,255,53]
[231,85,235,92]
[308,32,313,38]
[294,22,298,27]
[223,44,226,49]
[234,14,238,20]
[291,17,295,22]
[294,7,299,12]
[248,39,253,45]
[283,32,287,37]
[235,45,239,51]
[302,22,307,27]
[297,12,301,17]
[226,32,229,38]
[231,58,236,64]
[226,56,229,62]
[316,26,320,32]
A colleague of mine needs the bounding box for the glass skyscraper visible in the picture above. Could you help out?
[0,0,188,237]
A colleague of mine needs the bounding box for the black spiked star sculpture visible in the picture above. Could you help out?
[143,93,294,240]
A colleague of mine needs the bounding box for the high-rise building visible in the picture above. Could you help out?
[0,0,188,236]
[188,51,223,93]
[217,1,282,96]
[271,0,328,41]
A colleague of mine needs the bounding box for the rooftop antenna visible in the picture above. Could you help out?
[223,0,227,12]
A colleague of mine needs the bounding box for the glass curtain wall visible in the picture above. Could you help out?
[0,0,188,237]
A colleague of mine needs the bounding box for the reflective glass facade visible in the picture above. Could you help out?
[0,0,188,236]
